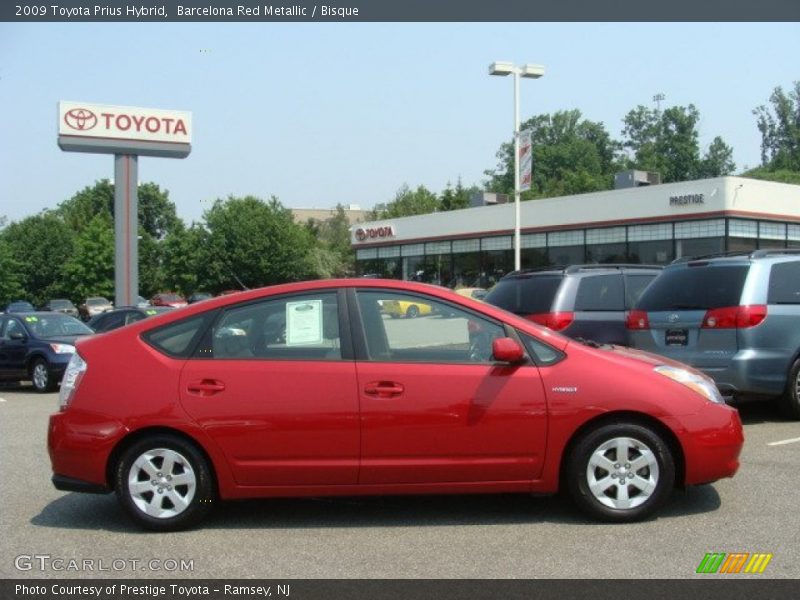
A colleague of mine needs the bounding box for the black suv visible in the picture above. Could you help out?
[484,264,662,345]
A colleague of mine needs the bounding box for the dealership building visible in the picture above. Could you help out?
[351,175,800,288]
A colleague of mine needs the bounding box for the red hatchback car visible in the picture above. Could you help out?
[49,279,743,531]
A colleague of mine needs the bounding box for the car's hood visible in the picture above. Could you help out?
[574,341,708,376]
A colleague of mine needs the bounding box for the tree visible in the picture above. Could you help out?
[371,184,440,219]
[202,195,315,289]
[740,167,800,186]
[312,204,355,277]
[485,110,623,198]
[440,179,475,211]
[622,103,735,182]
[754,82,800,171]
[61,214,115,302]
[0,237,25,305]
[2,212,75,306]
[58,179,180,239]
[138,228,164,297]
[162,222,210,296]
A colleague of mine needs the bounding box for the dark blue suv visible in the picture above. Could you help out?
[0,312,93,392]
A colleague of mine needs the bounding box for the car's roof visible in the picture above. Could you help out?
[501,264,663,279]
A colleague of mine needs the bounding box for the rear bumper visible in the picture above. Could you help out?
[698,349,791,398]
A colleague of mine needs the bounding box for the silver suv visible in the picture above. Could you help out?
[628,250,800,418]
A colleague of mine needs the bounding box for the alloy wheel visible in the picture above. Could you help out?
[127,448,197,519]
[585,436,659,510]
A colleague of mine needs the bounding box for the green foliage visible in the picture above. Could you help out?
[58,179,180,239]
[485,109,622,197]
[754,82,800,171]
[740,167,800,185]
[440,179,475,211]
[372,184,440,219]
[61,214,115,302]
[162,222,210,296]
[202,195,315,289]
[138,228,164,297]
[622,104,735,182]
[312,204,355,277]
[2,212,75,306]
[0,237,25,305]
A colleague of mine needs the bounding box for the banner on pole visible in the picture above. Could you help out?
[519,129,532,191]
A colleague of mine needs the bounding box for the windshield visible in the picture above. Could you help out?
[88,298,109,306]
[8,302,35,312]
[485,275,562,315]
[636,265,749,311]
[50,299,73,308]
[24,314,93,337]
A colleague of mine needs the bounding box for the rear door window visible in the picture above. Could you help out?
[484,276,561,315]
[574,275,624,311]
[636,265,749,311]
[768,261,800,304]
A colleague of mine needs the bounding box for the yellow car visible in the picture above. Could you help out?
[380,299,433,318]
[454,287,488,301]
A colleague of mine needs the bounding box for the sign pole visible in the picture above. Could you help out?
[114,154,139,308]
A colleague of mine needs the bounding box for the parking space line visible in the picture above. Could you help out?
[768,437,800,446]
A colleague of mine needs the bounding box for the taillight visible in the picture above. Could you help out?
[527,311,575,331]
[58,352,87,411]
[702,305,767,329]
[626,310,650,330]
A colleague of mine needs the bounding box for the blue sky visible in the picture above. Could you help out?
[1,22,798,225]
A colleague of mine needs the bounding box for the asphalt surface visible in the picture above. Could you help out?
[1,383,798,579]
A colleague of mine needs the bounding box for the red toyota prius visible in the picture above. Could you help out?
[48,279,743,531]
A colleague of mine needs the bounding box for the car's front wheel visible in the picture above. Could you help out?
[566,422,675,522]
[406,305,420,318]
[30,358,56,393]
[115,435,215,531]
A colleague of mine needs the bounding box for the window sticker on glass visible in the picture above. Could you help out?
[286,299,323,346]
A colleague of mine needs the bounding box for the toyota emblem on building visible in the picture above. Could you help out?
[64,108,98,131]
[355,225,395,242]
[355,228,367,241]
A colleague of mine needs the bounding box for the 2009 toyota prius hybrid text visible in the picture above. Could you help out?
[48,279,743,531]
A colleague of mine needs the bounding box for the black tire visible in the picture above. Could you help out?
[778,359,800,420]
[114,434,215,531]
[406,305,420,318]
[30,358,56,393]
[565,422,675,522]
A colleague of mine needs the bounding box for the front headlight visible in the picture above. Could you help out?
[654,365,725,404]
[49,343,76,354]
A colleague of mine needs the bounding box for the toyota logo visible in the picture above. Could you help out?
[64,108,98,131]
[667,313,680,323]
[355,228,367,241]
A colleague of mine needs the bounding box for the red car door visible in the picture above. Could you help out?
[353,289,548,485]
[178,291,360,487]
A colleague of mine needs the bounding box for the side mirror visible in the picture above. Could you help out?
[9,331,26,341]
[492,337,525,364]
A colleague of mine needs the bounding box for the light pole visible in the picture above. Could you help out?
[489,61,545,271]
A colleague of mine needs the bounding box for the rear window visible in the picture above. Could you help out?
[144,314,211,358]
[768,261,800,304]
[574,275,624,311]
[484,276,561,315]
[636,265,748,311]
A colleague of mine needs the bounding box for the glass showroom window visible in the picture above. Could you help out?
[452,239,482,288]
[548,230,585,265]
[674,219,725,259]
[481,237,513,287]
[521,233,549,268]
[728,219,758,252]
[627,223,674,264]
[759,222,787,250]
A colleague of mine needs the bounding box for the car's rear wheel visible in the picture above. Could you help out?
[566,422,675,522]
[778,358,800,420]
[30,358,56,393]
[115,435,215,531]
[406,305,420,318]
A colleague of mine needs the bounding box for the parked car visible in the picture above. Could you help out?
[87,307,174,334]
[4,300,35,313]
[78,297,113,321]
[627,249,800,418]
[49,279,742,531]
[151,292,188,308]
[0,312,93,392]
[484,265,662,345]
[188,292,213,304]
[455,287,488,301]
[380,298,434,318]
[41,299,79,318]
[136,296,150,308]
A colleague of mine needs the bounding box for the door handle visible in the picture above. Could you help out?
[187,379,226,396]
[364,381,405,398]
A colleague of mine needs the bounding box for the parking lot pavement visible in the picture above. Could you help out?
[1,384,798,579]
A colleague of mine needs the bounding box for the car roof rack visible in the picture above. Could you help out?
[564,264,663,273]
[672,248,800,264]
